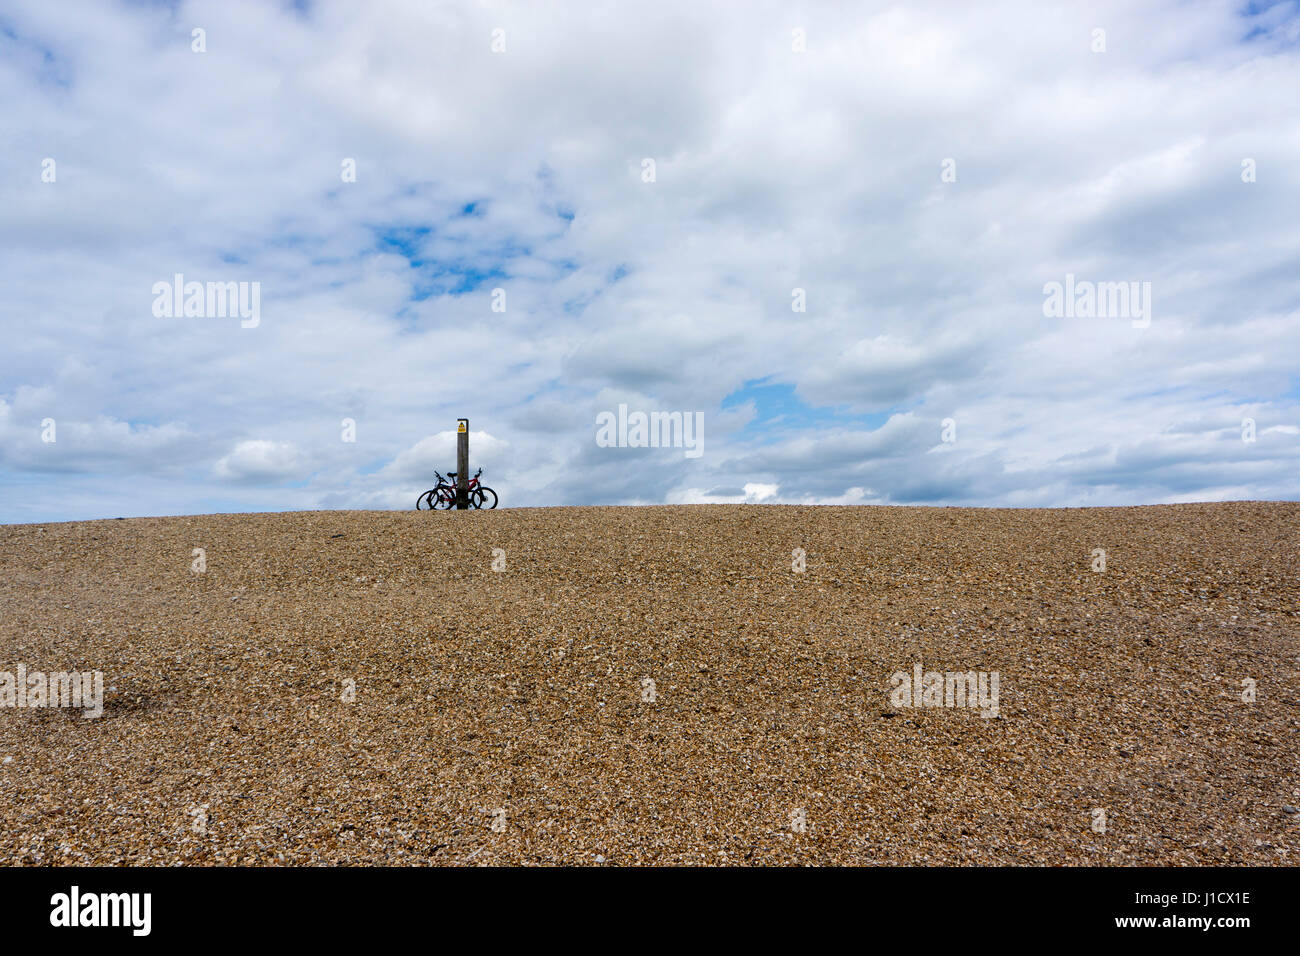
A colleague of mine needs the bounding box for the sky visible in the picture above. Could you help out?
[1,0,1298,523]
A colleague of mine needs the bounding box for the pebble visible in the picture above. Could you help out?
[0,502,1295,865]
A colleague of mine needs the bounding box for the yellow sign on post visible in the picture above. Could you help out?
[457,421,467,433]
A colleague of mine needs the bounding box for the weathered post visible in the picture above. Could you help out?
[456,418,469,509]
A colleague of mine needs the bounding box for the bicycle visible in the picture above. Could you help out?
[415,472,455,510]
[416,468,497,510]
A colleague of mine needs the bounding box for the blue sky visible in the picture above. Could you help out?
[1,0,1299,522]
[722,381,898,445]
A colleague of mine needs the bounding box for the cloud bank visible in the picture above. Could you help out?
[2,0,1298,521]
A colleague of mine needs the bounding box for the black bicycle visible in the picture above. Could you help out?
[416,468,497,510]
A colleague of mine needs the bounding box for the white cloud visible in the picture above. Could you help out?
[215,440,308,483]
[380,430,509,482]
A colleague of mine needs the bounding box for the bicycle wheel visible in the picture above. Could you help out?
[472,486,498,509]
[416,489,438,510]
[435,486,457,509]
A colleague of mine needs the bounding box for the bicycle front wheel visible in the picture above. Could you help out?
[416,489,437,510]
[472,487,498,509]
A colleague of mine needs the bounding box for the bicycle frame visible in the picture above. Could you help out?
[428,471,479,506]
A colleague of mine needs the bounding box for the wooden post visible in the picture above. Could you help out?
[456,418,469,509]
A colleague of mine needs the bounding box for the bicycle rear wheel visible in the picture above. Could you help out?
[435,486,457,509]
[472,487,498,509]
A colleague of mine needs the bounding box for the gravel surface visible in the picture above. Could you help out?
[1,503,1297,866]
